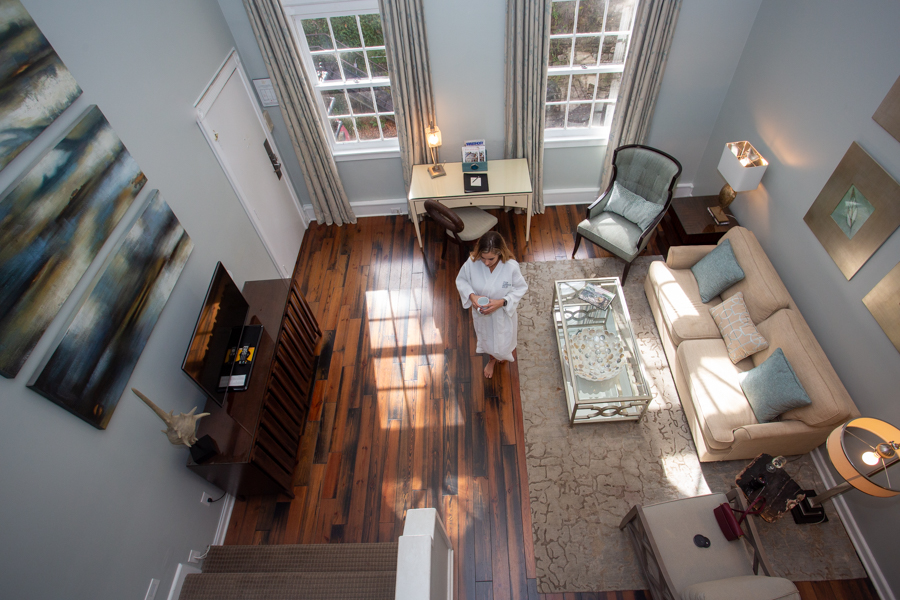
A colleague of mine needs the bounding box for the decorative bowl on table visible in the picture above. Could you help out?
[566,327,625,381]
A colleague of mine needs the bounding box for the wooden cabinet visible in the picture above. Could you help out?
[657,195,740,257]
[187,278,321,498]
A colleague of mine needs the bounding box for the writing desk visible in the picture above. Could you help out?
[407,158,533,248]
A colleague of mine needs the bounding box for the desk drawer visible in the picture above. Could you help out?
[505,194,528,209]
[415,197,497,213]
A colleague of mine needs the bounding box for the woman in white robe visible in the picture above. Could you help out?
[456,232,528,378]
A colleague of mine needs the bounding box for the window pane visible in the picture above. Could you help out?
[545,104,566,128]
[550,1,576,35]
[546,75,569,102]
[330,16,361,49]
[573,36,600,65]
[605,0,636,31]
[321,90,350,116]
[600,34,628,64]
[348,88,375,114]
[312,53,341,82]
[567,103,592,128]
[591,102,614,128]
[359,14,384,47]
[576,0,606,34]
[374,86,394,112]
[549,38,573,67]
[596,72,622,100]
[368,49,389,78]
[340,51,368,79]
[570,74,597,100]
[380,115,397,138]
[302,18,333,51]
[331,117,357,142]
[357,116,381,140]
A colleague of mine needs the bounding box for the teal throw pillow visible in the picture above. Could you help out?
[690,239,745,303]
[739,348,812,423]
[603,182,664,231]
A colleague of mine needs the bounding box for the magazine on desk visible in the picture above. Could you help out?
[462,139,486,163]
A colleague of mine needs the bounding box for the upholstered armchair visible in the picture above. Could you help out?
[573,144,682,282]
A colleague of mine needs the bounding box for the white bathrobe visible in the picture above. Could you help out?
[456,258,528,362]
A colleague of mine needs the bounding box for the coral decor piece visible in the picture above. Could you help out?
[131,388,208,447]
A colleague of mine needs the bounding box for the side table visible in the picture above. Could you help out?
[736,453,807,523]
[658,195,740,257]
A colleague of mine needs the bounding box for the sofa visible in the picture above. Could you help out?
[644,226,859,462]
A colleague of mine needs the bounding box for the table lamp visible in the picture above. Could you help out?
[426,122,445,178]
[711,140,768,224]
[792,417,900,524]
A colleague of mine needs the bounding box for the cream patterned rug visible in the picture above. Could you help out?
[516,256,866,593]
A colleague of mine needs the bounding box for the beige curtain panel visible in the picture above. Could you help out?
[243,0,356,226]
[378,0,437,191]
[504,0,552,214]
[600,0,682,191]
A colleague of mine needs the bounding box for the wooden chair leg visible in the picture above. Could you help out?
[572,232,583,258]
[621,260,632,283]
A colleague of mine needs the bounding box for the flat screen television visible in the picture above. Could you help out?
[182,262,249,406]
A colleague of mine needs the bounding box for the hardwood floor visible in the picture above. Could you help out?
[224,206,877,600]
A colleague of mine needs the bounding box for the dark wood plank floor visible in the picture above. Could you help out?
[225,206,877,600]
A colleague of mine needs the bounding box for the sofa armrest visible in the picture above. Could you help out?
[666,245,716,269]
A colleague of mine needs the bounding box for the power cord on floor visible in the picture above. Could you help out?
[206,491,227,504]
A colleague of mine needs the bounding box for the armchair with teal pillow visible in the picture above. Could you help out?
[573,144,682,282]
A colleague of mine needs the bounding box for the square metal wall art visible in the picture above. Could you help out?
[803,142,900,280]
[863,262,900,354]
[873,75,900,144]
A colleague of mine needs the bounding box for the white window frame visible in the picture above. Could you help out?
[282,0,400,160]
[544,0,640,148]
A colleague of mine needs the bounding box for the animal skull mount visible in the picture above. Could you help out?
[131,388,209,447]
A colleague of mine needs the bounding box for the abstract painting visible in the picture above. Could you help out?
[803,142,900,280]
[0,0,82,172]
[863,262,900,355]
[30,191,193,429]
[0,105,146,377]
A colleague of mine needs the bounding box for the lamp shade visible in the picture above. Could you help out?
[425,125,442,148]
[717,141,768,192]
[826,417,900,498]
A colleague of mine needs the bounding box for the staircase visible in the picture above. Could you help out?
[179,542,399,600]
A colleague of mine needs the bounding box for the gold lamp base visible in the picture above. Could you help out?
[428,163,446,178]
[718,183,736,208]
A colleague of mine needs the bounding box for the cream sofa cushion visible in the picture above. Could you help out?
[718,228,791,325]
[677,339,756,450]
[648,260,720,346]
[755,310,853,428]
[681,575,800,600]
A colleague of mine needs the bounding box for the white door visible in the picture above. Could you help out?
[196,51,307,278]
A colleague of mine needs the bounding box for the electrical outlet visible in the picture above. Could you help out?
[144,578,159,600]
[201,492,213,505]
[188,550,204,564]
[390,208,402,214]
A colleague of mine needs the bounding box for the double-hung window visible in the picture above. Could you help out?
[544,0,639,145]
[283,0,398,158]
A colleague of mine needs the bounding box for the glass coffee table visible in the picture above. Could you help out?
[552,277,651,426]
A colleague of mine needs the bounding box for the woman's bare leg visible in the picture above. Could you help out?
[484,356,498,378]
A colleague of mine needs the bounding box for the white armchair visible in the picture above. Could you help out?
[619,489,799,600]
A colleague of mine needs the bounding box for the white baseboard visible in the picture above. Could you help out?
[300,181,696,221]
[213,493,236,546]
[810,447,894,600]
[166,563,201,600]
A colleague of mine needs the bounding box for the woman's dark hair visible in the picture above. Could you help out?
[470,231,514,262]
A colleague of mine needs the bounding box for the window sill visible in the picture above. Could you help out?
[332,147,401,162]
[544,135,609,149]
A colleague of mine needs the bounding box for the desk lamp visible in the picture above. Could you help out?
[712,141,768,224]
[426,123,445,178]
[792,417,900,524]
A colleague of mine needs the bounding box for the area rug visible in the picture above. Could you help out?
[516,256,866,594]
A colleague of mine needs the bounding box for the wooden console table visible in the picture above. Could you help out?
[407,158,533,247]
[187,278,321,498]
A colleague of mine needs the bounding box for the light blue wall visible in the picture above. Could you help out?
[694,0,900,594]
[0,1,280,598]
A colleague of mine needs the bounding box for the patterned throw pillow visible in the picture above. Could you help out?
[709,292,769,363]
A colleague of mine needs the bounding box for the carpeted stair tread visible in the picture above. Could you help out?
[201,542,399,574]
[179,571,396,600]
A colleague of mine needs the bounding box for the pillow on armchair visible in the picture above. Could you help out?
[603,181,664,231]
